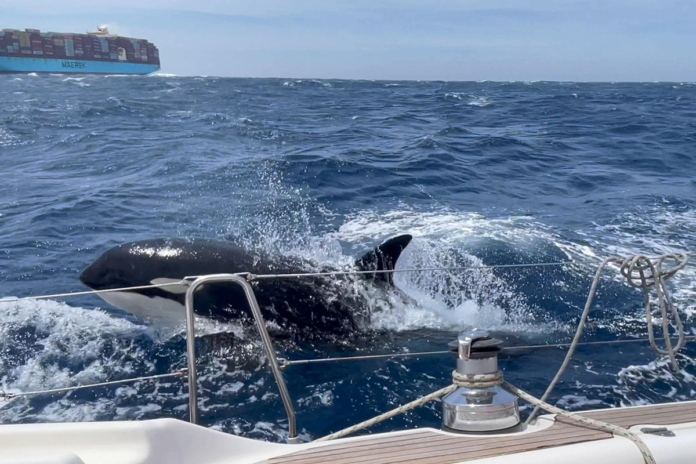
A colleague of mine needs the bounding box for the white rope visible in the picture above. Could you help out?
[504,382,656,464]
[0,254,687,462]
[620,254,687,370]
[525,252,689,425]
[452,370,503,389]
[316,368,657,464]
[453,371,657,464]
[313,250,690,445]
[314,371,506,441]
[314,384,457,442]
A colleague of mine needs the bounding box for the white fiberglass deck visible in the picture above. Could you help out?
[265,401,696,464]
[0,401,694,464]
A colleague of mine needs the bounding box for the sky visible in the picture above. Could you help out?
[1,0,695,81]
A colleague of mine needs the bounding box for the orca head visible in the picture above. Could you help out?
[80,239,195,326]
[80,239,187,291]
[80,243,137,291]
[354,234,413,284]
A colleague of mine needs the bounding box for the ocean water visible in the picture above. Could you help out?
[0,74,695,441]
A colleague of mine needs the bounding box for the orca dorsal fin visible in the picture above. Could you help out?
[355,234,413,284]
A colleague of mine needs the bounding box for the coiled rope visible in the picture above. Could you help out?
[316,253,690,463]
[621,254,687,370]
[526,252,689,425]
[0,253,687,461]
[451,371,503,389]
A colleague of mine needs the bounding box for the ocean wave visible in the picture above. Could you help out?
[0,77,694,439]
[0,300,149,406]
[327,209,574,333]
[283,79,332,88]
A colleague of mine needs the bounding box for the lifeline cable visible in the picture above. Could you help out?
[0,261,566,303]
[0,369,188,401]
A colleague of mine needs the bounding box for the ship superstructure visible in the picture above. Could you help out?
[0,27,160,74]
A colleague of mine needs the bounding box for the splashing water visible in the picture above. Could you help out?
[0,77,694,440]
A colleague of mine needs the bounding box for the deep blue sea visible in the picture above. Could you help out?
[0,75,695,441]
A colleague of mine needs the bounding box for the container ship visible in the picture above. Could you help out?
[0,27,160,75]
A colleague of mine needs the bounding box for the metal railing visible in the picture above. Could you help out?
[1,261,571,443]
[3,257,685,462]
[7,258,690,445]
[184,274,297,440]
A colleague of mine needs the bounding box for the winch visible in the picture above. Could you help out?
[442,330,520,432]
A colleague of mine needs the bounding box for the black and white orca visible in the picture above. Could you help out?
[80,235,413,332]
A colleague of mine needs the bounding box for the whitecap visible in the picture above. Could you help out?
[328,209,566,334]
[468,96,490,107]
[0,299,148,402]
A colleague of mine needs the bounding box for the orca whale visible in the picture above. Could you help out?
[80,235,413,332]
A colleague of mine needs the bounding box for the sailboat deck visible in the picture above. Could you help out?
[264,401,696,464]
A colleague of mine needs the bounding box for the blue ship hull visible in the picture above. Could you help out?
[0,56,160,75]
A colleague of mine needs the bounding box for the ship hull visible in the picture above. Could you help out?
[0,56,159,75]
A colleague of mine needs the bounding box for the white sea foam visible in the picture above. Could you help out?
[227,184,560,334]
[468,96,491,107]
[1,200,693,432]
[323,209,568,333]
[322,205,694,334]
[0,300,150,413]
[573,206,696,321]
[0,127,19,148]
[444,92,491,106]
[556,395,604,409]
[297,383,335,407]
[330,209,556,251]
[615,355,696,405]
[0,299,236,423]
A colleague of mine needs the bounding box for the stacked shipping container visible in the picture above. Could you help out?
[0,28,160,66]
